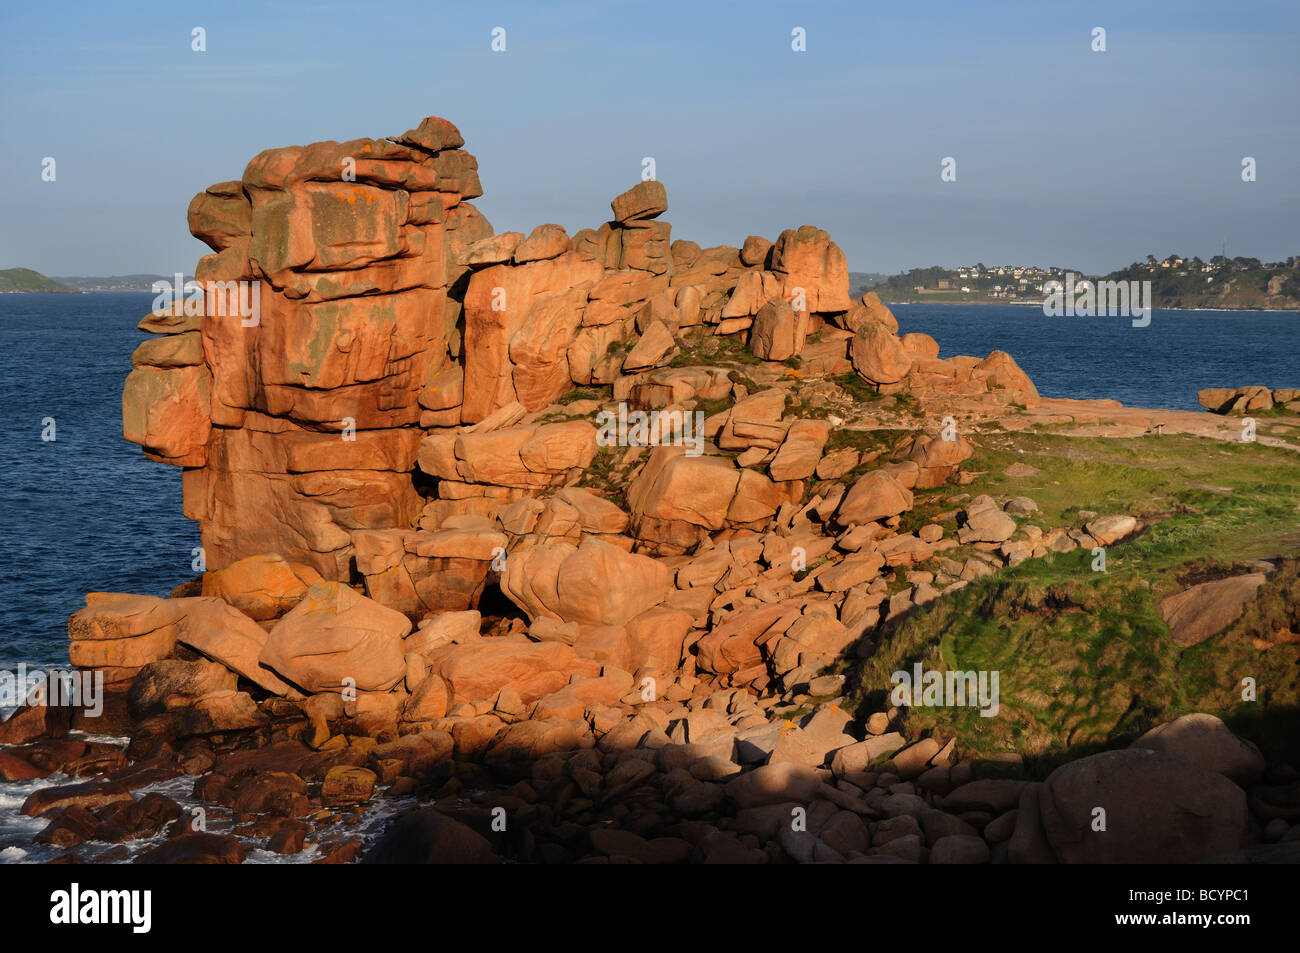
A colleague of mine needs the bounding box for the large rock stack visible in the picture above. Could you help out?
[124,117,491,578]
[97,112,1056,726]
[119,117,863,578]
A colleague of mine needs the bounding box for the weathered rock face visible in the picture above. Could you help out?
[769,226,852,314]
[625,447,802,553]
[122,363,211,467]
[352,526,505,620]
[128,117,489,578]
[418,418,598,490]
[126,121,873,575]
[748,297,805,361]
[842,292,898,334]
[461,255,603,420]
[67,594,187,684]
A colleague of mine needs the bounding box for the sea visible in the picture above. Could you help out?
[0,291,1295,860]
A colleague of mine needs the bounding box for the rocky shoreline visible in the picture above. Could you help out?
[2,115,1298,865]
[1199,385,1300,415]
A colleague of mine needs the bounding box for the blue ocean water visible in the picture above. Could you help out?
[891,302,1300,410]
[0,293,1296,670]
[0,293,197,669]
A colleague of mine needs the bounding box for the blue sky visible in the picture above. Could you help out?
[1,0,1296,276]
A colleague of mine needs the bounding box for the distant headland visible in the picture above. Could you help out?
[0,270,196,294]
[856,255,1300,311]
[0,268,79,293]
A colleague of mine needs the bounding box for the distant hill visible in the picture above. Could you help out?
[1100,255,1300,311]
[0,268,80,294]
[51,274,174,292]
[856,255,1300,310]
[847,271,889,294]
[861,264,1068,304]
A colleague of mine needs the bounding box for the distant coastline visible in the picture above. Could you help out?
[0,268,79,294]
[861,255,1300,312]
[3,285,1294,316]
[0,270,185,294]
[885,299,1299,314]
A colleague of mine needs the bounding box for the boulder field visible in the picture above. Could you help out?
[1199,385,1300,415]
[3,115,1297,865]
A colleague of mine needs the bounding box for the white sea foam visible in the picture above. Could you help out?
[0,744,418,864]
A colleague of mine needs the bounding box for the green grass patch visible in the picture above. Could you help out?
[557,386,607,405]
[845,429,1300,771]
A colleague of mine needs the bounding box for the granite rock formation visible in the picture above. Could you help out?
[6,116,1273,866]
